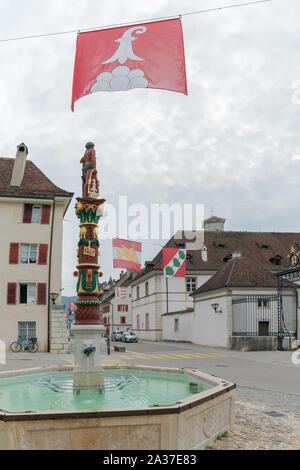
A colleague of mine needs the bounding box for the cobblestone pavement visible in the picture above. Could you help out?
[209,397,300,450]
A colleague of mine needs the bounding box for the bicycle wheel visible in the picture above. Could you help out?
[28,342,39,353]
[10,341,22,352]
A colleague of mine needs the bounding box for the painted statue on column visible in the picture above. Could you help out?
[74,142,104,324]
[71,142,106,391]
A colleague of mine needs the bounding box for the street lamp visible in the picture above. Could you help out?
[49,292,59,305]
[211,303,222,313]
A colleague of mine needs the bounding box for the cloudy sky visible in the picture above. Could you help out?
[0,0,299,295]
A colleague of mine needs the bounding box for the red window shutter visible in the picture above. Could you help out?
[23,204,33,223]
[125,305,128,312]
[37,283,47,305]
[7,283,17,305]
[41,205,51,224]
[9,243,19,264]
[38,244,48,265]
[118,304,121,312]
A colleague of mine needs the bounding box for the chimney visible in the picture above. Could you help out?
[10,143,28,187]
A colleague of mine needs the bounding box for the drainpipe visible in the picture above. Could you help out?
[296,289,299,341]
[47,197,55,352]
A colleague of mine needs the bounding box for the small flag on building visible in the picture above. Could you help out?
[163,247,186,277]
[113,238,142,272]
[71,18,187,110]
[69,301,77,313]
[115,287,128,299]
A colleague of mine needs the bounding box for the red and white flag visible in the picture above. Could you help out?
[115,287,128,299]
[69,301,77,313]
[71,18,187,111]
[163,247,186,277]
[113,238,142,272]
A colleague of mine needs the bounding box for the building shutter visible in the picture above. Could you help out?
[9,243,19,264]
[23,204,33,223]
[118,305,121,312]
[41,205,51,224]
[125,305,128,312]
[38,244,48,265]
[37,283,47,305]
[7,283,17,304]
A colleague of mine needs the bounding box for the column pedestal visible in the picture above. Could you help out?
[71,324,106,390]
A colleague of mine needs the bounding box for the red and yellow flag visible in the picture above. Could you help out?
[113,238,142,272]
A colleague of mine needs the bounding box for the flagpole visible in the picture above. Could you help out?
[166,277,169,315]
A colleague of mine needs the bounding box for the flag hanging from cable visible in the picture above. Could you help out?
[163,247,186,277]
[113,238,142,272]
[71,18,187,111]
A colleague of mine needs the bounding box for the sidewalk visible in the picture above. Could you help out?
[208,397,300,450]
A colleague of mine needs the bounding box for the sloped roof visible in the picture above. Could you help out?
[0,157,73,198]
[191,255,295,296]
[131,230,300,284]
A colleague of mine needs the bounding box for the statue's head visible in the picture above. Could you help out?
[85,142,95,149]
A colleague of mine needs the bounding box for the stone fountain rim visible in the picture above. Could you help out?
[0,364,235,422]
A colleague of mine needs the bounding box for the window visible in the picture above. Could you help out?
[31,206,41,224]
[118,304,128,312]
[120,316,126,324]
[20,244,38,264]
[17,283,47,305]
[22,204,50,224]
[186,277,197,293]
[174,318,179,332]
[269,255,282,266]
[136,314,140,330]
[18,322,36,341]
[145,313,149,330]
[186,255,192,266]
[19,283,36,304]
[145,281,149,296]
[257,298,269,308]
[176,243,185,248]
[215,243,225,249]
[136,286,140,299]
[257,243,270,250]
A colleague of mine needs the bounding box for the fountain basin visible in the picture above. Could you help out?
[0,365,235,450]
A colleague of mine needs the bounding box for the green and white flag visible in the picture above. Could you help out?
[163,247,186,277]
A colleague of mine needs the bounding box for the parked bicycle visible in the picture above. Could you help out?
[10,336,39,353]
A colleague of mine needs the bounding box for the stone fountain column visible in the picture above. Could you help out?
[71,142,106,391]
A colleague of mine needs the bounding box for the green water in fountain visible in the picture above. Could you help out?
[0,370,213,412]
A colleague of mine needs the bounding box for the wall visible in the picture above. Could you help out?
[50,306,70,353]
[132,272,213,341]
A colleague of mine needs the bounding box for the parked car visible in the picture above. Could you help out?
[111,331,124,341]
[121,331,138,343]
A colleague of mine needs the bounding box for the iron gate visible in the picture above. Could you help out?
[232,294,279,337]
[276,267,299,350]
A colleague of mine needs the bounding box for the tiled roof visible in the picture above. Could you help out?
[0,157,73,198]
[132,230,300,283]
[191,255,296,296]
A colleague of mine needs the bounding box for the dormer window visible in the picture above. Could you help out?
[269,255,282,266]
[257,243,270,250]
[186,254,192,266]
[176,243,185,248]
[215,242,225,249]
